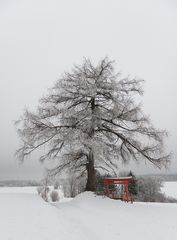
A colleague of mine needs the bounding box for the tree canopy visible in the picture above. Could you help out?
[15,58,170,191]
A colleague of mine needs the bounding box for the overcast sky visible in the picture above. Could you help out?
[0,0,177,180]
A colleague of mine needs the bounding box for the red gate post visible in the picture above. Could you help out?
[125,180,129,203]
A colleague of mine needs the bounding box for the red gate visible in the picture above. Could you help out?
[103,177,134,203]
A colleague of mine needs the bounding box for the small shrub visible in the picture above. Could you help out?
[166,196,177,203]
[50,190,59,202]
[37,186,43,195]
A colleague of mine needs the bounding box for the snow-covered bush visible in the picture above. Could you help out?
[136,177,177,202]
[36,186,50,201]
[37,186,43,195]
[50,190,59,202]
[136,177,162,202]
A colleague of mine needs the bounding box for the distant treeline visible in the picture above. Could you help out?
[0,180,42,187]
[0,174,177,187]
[139,174,177,182]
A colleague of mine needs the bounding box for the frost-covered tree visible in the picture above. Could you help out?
[15,58,170,191]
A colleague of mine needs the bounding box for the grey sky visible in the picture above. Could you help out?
[0,0,177,180]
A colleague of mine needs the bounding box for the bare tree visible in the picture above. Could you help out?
[15,58,170,191]
[63,172,86,197]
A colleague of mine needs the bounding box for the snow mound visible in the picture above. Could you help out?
[54,191,177,240]
[72,191,97,202]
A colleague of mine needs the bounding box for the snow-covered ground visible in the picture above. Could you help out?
[161,181,177,199]
[0,183,177,240]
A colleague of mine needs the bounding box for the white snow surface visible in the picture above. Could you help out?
[0,186,177,240]
[161,181,177,199]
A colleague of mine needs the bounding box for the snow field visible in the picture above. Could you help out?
[0,183,177,240]
[0,192,86,240]
[161,181,177,199]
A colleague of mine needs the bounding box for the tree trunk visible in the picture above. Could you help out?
[85,150,96,191]
[85,97,96,192]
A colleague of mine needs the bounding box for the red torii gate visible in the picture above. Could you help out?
[103,176,134,203]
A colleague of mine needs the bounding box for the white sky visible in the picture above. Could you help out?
[0,0,177,180]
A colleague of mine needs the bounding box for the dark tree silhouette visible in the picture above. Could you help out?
[127,171,138,196]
